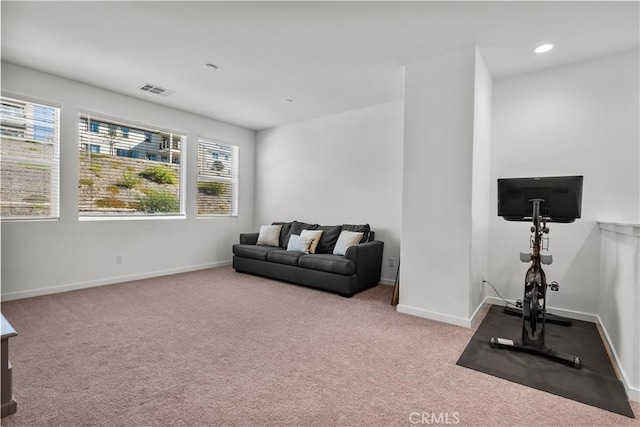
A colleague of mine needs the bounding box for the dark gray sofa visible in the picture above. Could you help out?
[232,220,384,297]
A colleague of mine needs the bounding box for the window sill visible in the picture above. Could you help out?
[79,214,186,222]
[1,217,60,223]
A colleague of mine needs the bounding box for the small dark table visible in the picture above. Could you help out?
[1,314,17,417]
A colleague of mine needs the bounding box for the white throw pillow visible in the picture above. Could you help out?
[333,230,364,255]
[287,234,314,254]
[300,229,323,254]
[256,225,282,247]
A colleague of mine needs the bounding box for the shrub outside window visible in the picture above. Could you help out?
[0,96,60,220]
[197,137,239,217]
[78,114,185,217]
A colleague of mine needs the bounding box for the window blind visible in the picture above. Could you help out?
[78,114,185,217]
[0,96,60,220]
[197,138,239,216]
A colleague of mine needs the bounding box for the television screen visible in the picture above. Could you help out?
[497,176,583,223]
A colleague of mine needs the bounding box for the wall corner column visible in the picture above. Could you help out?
[399,46,492,327]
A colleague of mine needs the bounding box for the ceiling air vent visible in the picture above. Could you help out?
[138,83,175,97]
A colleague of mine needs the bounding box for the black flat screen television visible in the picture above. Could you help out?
[497,176,583,223]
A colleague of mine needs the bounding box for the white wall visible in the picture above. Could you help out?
[254,101,404,284]
[400,46,478,325]
[488,50,640,316]
[0,62,256,300]
[598,223,640,401]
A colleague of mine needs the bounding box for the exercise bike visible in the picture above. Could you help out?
[490,176,583,369]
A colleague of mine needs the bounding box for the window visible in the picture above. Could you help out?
[78,114,185,217]
[197,138,239,216]
[0,96,60,220]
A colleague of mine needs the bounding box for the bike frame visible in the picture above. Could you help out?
[490,198,582,369]
[522,199,547,347]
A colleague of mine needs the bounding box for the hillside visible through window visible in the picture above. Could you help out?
[0,97,60,219]
[78,115,184,217]
[197,138,239,216]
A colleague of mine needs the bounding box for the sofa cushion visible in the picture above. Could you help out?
[267,249,305,266]
[299,254,356,276]
[272,221,294,248]
[283,220,319,248]
[315,225,342,254]
[232,244,279,261]
[257,225,282,247]
[343,224,371,243]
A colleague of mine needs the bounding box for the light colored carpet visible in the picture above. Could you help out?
[1,266,638,426]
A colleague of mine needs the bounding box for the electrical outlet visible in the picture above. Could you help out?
[116,254,123,264]
[389,257,396,268]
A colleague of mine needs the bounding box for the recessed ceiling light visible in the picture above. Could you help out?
[203,63,218,70]
[534,44,554,54]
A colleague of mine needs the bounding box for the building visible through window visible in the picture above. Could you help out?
[0,96,60,219]
[197,138,239,216]
[78,115,184,217]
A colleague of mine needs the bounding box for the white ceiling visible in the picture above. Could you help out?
[2,1,638,131]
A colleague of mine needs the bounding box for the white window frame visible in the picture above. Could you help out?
[197,137,239,217]
[0,95,60,221]
[78,112,186,220]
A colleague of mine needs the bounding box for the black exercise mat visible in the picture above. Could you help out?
[457,305,635,418]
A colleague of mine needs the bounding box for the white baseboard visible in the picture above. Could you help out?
[1,261,232,301]
[469,296,489,326]
[397,296,488,329]
[484,296,598,323]
[396,304,473,328]
[379,277,395,286]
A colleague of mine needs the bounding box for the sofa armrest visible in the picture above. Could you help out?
[345,241,384,286]
[240,233,259,245]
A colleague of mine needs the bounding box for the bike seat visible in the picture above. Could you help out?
[520,252,532,263]
[540,254,553,265]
